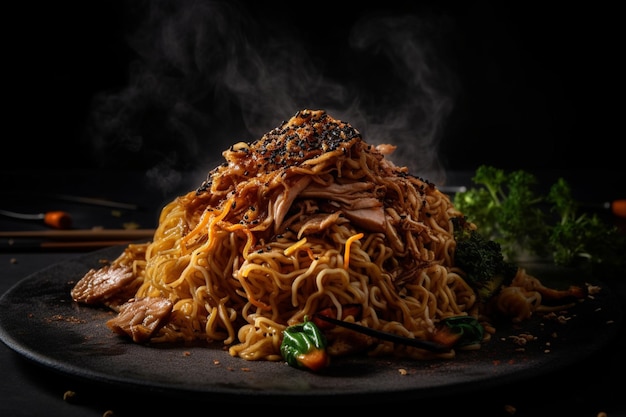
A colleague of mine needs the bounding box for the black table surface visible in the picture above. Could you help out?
[1,169,625,417]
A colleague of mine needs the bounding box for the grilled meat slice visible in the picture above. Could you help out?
[71,265,137,305]
[106,297,173,343]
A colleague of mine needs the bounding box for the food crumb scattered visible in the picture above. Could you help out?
[398,368,408,375]
[46,314,84,324]
[10,257,18,264]
[508,333,536,346]
[504,404,516,414]
[183,351,191,356]
[213,359,221,365]
[63,390,78,403]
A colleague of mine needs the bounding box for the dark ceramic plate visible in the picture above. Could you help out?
[0,246,621,405]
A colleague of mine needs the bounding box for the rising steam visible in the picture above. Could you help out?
[83,1,457,193]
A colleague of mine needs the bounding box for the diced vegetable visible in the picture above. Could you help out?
[437,316,484,347]
[280,317,330,372]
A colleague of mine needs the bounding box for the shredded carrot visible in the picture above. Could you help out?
[181,198,233,254]
[343,232,364,269]
[224,223,255,259]
[284,238,308,257]
[180,211,211,254]
[240,228,255,259]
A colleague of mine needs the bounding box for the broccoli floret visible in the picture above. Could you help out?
[451,217,518,302]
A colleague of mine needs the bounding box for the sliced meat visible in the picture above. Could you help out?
[299,181,383,206]
[273,175,312,231]
[71,243,147,308]
[342,206,386,232]
[106,297,173,343]
[71,265,137,305]
[299,181,387,232]
[294,211,343,238]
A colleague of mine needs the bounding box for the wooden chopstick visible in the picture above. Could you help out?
[0,229,156,241]
[39,240,137,248]
[0,239,131,252]
[1,239,139,251]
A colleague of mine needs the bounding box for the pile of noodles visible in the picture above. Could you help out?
[74,109,556,362]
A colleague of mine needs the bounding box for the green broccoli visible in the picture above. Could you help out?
[451,217,518,302]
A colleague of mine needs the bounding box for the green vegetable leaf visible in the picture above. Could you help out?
[453,165,626,278]
[280,317,330,372]
[439,316,484,347]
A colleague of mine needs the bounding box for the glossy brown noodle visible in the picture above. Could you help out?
[85,109,486,361]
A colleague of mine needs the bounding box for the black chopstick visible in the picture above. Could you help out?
[314,314,451,353]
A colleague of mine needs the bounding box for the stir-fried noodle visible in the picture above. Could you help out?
[71,109,584,362]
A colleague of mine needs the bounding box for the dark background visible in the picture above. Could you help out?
[5,1,623,181]
[1,5,625,416]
